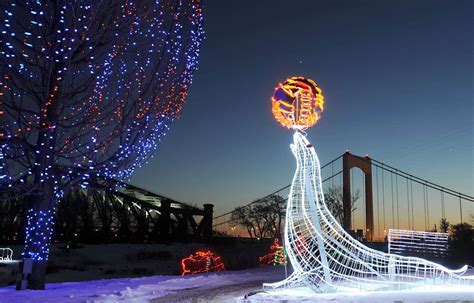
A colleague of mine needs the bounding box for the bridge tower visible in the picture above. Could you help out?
[343,152,374,241]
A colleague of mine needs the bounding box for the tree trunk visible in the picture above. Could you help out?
[23,184,56,290]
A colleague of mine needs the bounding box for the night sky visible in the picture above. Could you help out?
[131,0,473,216]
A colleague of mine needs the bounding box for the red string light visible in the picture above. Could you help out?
[181,250,225,276]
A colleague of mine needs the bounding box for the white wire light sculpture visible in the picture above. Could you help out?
[264,132,474,292]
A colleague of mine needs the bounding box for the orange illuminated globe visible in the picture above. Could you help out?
[271,76,324,130]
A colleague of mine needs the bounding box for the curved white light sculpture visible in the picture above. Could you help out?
[264,132,474,292]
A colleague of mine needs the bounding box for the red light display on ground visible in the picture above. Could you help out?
[258,238,287,267]
[181,250,225,276]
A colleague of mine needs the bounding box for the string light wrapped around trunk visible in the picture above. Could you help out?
[23,208,55,262]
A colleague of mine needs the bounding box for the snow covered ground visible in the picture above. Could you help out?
[0,266,473,303]
[0,267,285,303]
[1,243,209,284]
[248,285,474,303]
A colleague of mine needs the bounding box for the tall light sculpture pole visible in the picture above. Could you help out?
[266,76,473,293]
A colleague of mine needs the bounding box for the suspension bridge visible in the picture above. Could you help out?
[213,152,474,241]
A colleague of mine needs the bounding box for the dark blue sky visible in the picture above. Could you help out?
[132,0,473,215]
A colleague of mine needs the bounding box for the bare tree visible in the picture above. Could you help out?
[231,205,263,239]
[261,195,286,239]
[0,0,203,289]
[324,186,360,225]
[231,195,286,240]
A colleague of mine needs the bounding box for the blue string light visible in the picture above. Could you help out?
[0,0,204,262]
[22,208,55,262]
[0,0,204,189]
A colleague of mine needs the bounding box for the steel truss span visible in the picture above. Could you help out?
[264,132,474,293]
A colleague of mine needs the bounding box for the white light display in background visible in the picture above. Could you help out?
[388,229,449,257]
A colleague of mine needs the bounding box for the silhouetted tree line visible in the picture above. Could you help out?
[437,218,473,266]
[230,188,359,241]
[231,195,286,240]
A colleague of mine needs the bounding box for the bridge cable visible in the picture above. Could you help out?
[406,178,411,230]
[423,184,427,230]
[214,153,473,231]
[351,168,354,228]
[212,168,344,228]
[375,166,380,240]
[363,173,366,232]
[441,191,445,218]
[331,161,334,188]
[391,172,395,229]
[381,167,386,235]
[340,167,343,187]
[369,158,473,201]
[396,174,400,229]
[426,186,430,229]
[349,156,473,202]
[410,180,415,230]
[212,170,343,228]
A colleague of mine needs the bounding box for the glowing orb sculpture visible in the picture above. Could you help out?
[265,77,474,294]
[272,77,324,130]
